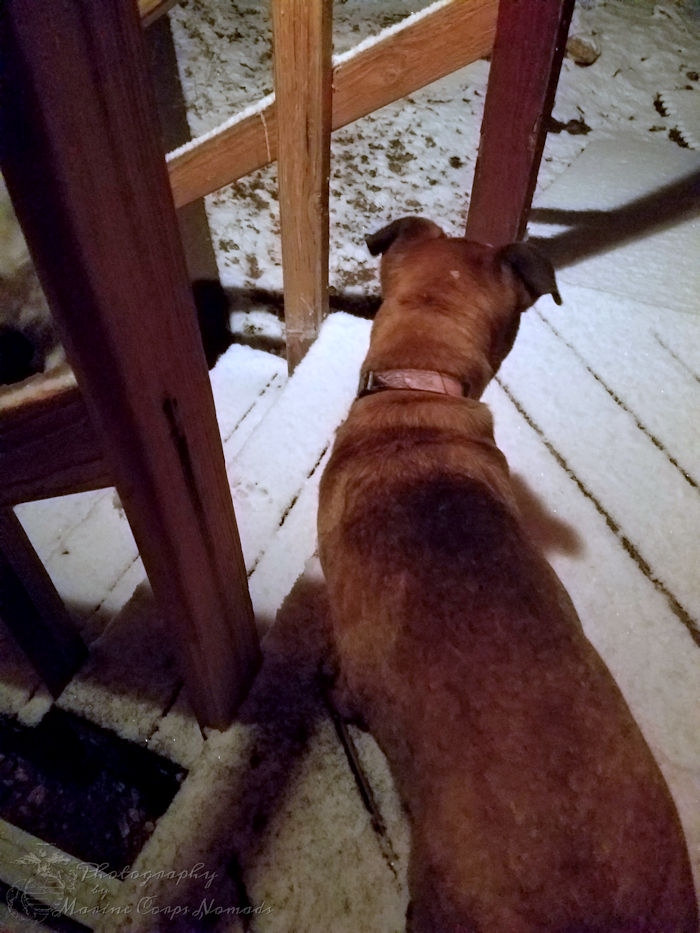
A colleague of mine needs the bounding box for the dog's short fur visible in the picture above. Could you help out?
[318,218,697,932]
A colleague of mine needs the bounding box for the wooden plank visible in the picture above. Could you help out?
[272,0,332,371]
[0,509,87,697]
[465,0,575,246]
[0,374,111,505]
[168,0,498,208]
[0,0,259,727]
[138,0,179,29]
[0,817,122,926]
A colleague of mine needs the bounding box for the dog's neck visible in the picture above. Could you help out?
[360,337,495,399]
[358,368,469,399]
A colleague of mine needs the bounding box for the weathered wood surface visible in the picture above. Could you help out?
[168,0,498,207]
[0,0,259,727]
[272,0,333,370]
[465,0,575,245]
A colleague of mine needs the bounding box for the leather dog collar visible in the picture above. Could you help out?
[358,368,468,399]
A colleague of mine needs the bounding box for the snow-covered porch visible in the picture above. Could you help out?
[0,0,698,930]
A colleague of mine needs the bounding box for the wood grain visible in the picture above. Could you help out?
[465,0,575,245]
[168,0,498,207]
[0,0,259,727]
[272,0,332,371]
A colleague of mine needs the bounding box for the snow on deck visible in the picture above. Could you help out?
[0,1,698,930]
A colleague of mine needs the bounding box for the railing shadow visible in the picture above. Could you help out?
[222,286,381,357]
[528,168,700,269]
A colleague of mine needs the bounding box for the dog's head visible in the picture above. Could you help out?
[364,217,561,392]
[366,216,561,308]
[365,216,446,257]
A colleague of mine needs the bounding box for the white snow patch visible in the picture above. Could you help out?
[166,92,276,164]
[332,0,454,69]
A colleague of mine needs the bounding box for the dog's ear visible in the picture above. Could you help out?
[498,242,562,306]
[365,217,444,256]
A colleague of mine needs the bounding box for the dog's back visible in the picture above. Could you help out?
[319,392,697,933]
[319,217,697,932]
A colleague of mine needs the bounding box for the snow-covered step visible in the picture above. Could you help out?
[531,289,700,489]
[56,583,179,745]
[211,342,286,456]
[486,378,700,756]
[105,559,407,933]
[227,313,370,586]
[248,444,333,630]
[485,376,700,889]
[19,492,141,640]
[15,489,109,560]
[498,307,700,625]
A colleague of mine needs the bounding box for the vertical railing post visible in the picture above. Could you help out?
[272,0,333,372]
[466,0,574,246]
[0,0,260,727]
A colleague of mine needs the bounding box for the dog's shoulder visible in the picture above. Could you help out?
[344,472,519,564]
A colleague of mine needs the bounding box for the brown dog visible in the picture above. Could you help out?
[317,218,697,932]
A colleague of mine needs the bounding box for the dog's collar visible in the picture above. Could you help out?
[358,369,468,399]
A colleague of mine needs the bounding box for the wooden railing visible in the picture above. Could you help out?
[0,0,572,726]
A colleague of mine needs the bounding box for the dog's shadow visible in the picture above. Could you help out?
[510,473,583,557]
[127,572,371,930]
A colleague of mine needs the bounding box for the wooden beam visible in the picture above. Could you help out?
[0,0,260,727]
[0,508,87,696]
[0,373,111,505]
[168,0,498,208]
[272,0,332,371]
[465,0,575,245]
